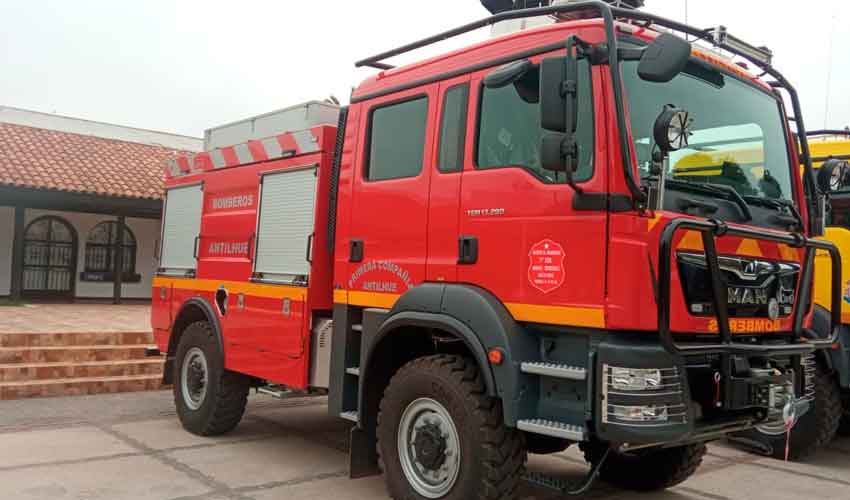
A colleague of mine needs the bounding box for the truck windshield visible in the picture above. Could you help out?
[622,59,795,205]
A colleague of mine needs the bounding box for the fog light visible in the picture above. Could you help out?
[610,367,663,391]
[611,404,670,422]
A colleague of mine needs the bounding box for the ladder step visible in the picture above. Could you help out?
[351,324,363,332]
[346,367,360,376]
[520,362,586,380]
[340,411,359,422]
[523,471,573,492]
[257,386,294,399]
[517,419,586,441]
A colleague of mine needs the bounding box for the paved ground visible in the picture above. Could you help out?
[0,304,151,333]
[1,391,849,500]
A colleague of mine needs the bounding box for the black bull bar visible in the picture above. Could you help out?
[657,217,842,357]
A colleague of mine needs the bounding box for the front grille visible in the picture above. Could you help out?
[601,365,688,427]
[677,252,799,319]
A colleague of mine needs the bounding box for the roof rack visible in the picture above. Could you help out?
[807,129,850,138]
[481,0,643,15]
[355,1,771,71]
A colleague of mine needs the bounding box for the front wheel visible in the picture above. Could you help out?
[173,321,250,436]
[581,441,706,491]
[377,355,526,500]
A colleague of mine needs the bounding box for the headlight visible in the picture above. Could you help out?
[602,365,688,427]
[610,367,663,391]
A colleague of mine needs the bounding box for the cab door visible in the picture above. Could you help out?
[457,58,608,328]
[426,77,471,283]
[347,86,438,300]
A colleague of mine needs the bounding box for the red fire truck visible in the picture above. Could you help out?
[151,1,842,498]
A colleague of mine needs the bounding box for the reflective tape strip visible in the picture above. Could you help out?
[262,136,284,159]
[165,159,181,177]
[233,143,254,165]
[210,149,227,169]
[292,130,318,153]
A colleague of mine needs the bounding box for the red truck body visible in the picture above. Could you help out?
[150,4,843,497]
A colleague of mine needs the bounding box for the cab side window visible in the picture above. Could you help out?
[476,61,594,183]
[437,84,469,173]
[366,96,429,181]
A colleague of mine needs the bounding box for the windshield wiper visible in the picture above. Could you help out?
[741,196,804,231]
[664,179,753,222]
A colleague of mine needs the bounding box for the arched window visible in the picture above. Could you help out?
[83,221,139,281]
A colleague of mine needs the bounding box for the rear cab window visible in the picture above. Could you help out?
[366,97,429,181]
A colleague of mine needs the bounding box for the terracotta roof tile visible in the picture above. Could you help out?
[0,122,186,200]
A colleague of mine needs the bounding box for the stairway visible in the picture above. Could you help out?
[0,331,164,400]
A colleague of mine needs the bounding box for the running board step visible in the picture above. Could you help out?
[340,411,359,422]
[520,362,586,380]
[257,386,294,398]
[524,471,580,493]
[517,419,586,441]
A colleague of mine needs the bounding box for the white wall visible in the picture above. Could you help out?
[0,207,14,296]
[24,209,160,299]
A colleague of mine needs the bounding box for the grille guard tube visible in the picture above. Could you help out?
[657,217,842,356]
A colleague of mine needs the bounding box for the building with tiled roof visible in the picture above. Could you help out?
[0,106,202,302]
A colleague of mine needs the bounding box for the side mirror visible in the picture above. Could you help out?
[638,33,692,83]
[653,106,693,153]
[816,159,848,193]
[484,59,532,89]
[541,133,567,172]
[540,56,568,132]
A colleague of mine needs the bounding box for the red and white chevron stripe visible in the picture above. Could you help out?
[165,125,335,178]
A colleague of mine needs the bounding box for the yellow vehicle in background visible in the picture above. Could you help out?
[664,131,850,460]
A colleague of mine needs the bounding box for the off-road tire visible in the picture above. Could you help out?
[734,359,842,460]
[581,441,706,491]
[377,355,526,500]
[173,321,249,436]
[838,395,850,437]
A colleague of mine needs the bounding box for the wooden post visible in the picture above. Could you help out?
[113,216,126,304]
[9,205,25,302]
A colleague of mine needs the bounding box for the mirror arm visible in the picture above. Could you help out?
[561,136,582,194]
[618,47,644,61]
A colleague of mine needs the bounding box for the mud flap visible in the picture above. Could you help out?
[349,427,380,479]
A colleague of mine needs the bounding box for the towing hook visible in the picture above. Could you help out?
[784,397,811,427]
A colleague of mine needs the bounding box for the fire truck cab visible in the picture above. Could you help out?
[151,2,843,498]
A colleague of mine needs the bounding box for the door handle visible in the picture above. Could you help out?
[349,239,364,263]
[306,233,315,263]
[458,236,478,265]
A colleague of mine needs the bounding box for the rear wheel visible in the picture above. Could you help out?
[734,357,841,460]
[173,321,250,436]
[581,441,706,491]
[377,355,526,500]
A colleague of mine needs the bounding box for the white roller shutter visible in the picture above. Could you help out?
[255,165,318,280]
[160,184,203,271]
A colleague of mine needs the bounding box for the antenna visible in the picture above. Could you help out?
[823,8,837,129]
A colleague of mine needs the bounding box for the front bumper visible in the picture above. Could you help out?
[594,334,807,445]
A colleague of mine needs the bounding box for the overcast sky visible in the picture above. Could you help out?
[1,0,846,138]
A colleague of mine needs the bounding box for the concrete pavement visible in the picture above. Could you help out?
[1,391,848,500]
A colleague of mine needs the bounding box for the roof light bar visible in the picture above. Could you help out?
[708,26,773,67]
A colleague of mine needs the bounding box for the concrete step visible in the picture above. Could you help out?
[0,359,164,382]
[0,331,153,348]
[0,345,157,364]
[0,374,164,400]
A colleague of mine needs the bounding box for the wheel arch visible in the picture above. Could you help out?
[811,304,850,389]
[164,298,224,385]
[359,283,535,429]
